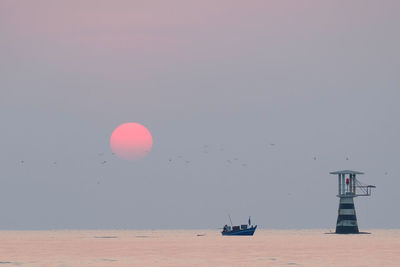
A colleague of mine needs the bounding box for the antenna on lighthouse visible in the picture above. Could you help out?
[329,170,376,234]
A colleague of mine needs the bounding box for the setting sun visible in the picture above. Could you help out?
[110,123,153,161]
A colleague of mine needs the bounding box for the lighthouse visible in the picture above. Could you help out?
[330,170,375,234]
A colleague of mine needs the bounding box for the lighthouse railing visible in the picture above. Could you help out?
[355,179,376,196]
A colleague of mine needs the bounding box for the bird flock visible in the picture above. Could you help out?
[16,143,389,185]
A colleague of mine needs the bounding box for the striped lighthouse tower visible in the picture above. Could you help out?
[330,170,375,234]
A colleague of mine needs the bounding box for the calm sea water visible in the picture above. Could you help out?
[0,229,399,266]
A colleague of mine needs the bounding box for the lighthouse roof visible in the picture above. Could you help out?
[330,170,364,175]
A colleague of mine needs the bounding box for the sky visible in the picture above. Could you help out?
[0,0,399,230]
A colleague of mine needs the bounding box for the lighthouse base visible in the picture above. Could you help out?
[335,197,359,234]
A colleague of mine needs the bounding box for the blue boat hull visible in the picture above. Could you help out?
[221,225,257,236]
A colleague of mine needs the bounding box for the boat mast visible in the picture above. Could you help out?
[228,214,233,227]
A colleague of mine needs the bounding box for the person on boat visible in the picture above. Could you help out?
[223,225,229,232]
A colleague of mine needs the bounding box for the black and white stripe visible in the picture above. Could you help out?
[336,197,359,234]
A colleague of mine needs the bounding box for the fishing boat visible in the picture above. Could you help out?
[221,216,257,236]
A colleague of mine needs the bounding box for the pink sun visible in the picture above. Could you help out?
[110,123,153,161]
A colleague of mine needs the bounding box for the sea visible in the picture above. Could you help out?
[1,229,399,266]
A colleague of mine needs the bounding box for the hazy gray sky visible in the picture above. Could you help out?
[1,0,399,229]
